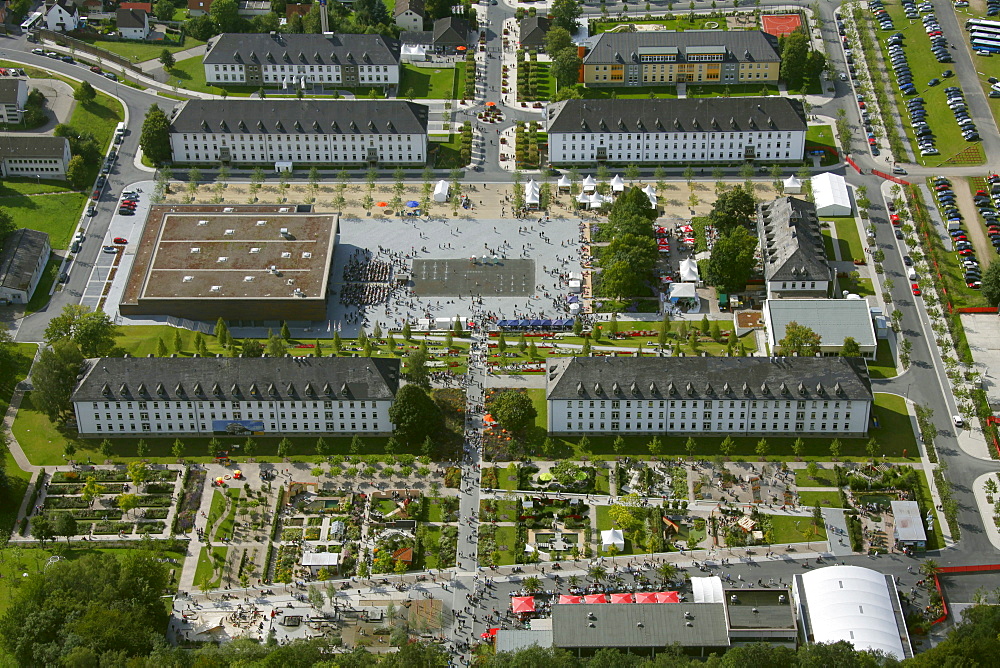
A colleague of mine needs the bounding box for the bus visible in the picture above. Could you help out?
[20,11,43,32]
[970,26,1000,38]
[966,18,1000,30]
[971,37,1000,52]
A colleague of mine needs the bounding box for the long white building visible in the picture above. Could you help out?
[168,99,429,167]
[545,357,872,436]
[71,356,400,437]
[203,33,400,88]
[545,97,806,165]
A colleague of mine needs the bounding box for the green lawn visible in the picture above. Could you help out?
[867,340,897,379]
[168,56,256,96]
[767,514,828,544]
[24,257,61,314]
[69,91,125,182]
[432,134,464,169]
[806,124,837,162]
[212,488,241,542]
[797,490,845,507]
[86,38,206,64]
[482,525,519,565]
[688,83,779,97]
[400,65,459,99]
[0,343,37,532]
[0,193,87,250]
[577,84,678,100]
[193,545,228,589]
[839,272,875,298]
[820,216,863,262]
[0,178,75,197]
[873,1,984,166]
[794,467,838,487]
[594,18,729,33]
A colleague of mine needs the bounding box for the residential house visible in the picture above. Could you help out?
[0,228,51,305]
[117,8,150,40]
[394,0,424,31]
[0,136,72,179]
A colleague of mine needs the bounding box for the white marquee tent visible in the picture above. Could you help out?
[610,174,626,192]
[582,175,597,192]
[679,258,700,283]
[668,282,697,301]
[557,174,572,189]
[601,529,625,550]
[811,172,852,216]
[643,184,658,208]
[783,175,802,194]
[526,179,540,206]
[433,180,450,202]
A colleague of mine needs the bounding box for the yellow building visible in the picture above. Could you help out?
[582,30,781,87]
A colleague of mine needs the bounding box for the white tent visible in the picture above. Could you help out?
[811,172,852,216]
[525,179,540,206]
[274,161,293,173]
[400,43,428,61]
[643,183,658,208]
[679,258,700,283]
[588,192,607,209]
[691,576,724,604]
[433,180,450,202]
[783,175,802,194]
[610,174,626,192]
[601,529,625,550]
[582,175,597,191]
[668,282,697,301]
[576,191,590,204]
[557,174,571,190]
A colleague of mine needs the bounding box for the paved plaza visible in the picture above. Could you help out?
[327,213,585,336]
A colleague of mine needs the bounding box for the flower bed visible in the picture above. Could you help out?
[274,543,301,583]
[304,527,321,540]
[136,494,173,507]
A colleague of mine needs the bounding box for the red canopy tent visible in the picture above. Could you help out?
[511,596,536,613]
[655,591,680,603]
[483,414,497,424]
[610,593,634,604]
[635,592,658,604]
[584,594,608,604]
[480,628,499,640]
[558,595,583,604]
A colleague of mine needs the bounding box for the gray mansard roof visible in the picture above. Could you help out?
[584,30,780,65]
[0,228,49,292]
[169,99,429,135]
[204,32,400,67]
[72,356,401,403]
[546,356,872,402]
[758,196,831,283]
[547,97,806,135]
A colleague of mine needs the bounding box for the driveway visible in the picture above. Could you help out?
[24,79,76,133]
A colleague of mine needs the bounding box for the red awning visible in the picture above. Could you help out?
[558,595,583,604]
[480,627,499,639]
[655,591,680,603]
[635,592,658,604]
[511,596,536,613]
[610,593,634,604]
[584,594,608,604]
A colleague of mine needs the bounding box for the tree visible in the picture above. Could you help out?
[159,49,176,71]
[489,390,537,433]
[779,30,810,90]
[171,439,185,461]
[32,340,84,422]
[154,0,175,21]
[829,438,842,460]
[719,435,735,457]
[866,437,879,460]
[982,261,1000,306]
[127,461,150,490]
[241,339,264,357]
[354,0,389,25]
[54,512,77,545]
[242,437,256,457]
[66,155,88,190]
[705,226,758,293]
[402,321,412,340]
[708,184,756,235]
[350,435,363,456]
[30,515,55,545]
[135,440,149,459]
[99,439,114,459]
[778,321,822,356]
[155,337,168,358]
[210,0,241,32]
[315,437,328,458]
[656,562,677,584]
[44,304,119,357]
[792,437,805,459]
[544,26,573,55]
[405,347,430,388]
[647,436,663,456]
[139,104,171,166]
[266,335,286,358]
[116,493,140,519]
[841,336,861,358]
[173,328,183,354]
[388,385,443,445]
[550,0,582,31]
[607,494,642,530]
[74,80,96,104]
[551,48,582,88]
[81,476,105,507]
[755,438,769,459]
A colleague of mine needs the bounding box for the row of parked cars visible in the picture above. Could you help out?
[918,11,955,64]
[933,177,984,289]
[869,0,896,30]
[0,67,26,77]
[942,86,980,141]
[902,0,935,18]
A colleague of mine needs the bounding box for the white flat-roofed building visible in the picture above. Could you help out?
[890,500,927,549]
[763,298,877,358]
[203,32,400,88]
[546,97,806,165]
[71,357,400,436]
[545,356,872,436]
[0,79,28,124]
[168,99,428,167]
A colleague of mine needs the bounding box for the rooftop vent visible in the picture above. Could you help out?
[182,276,193,282]
[217,256,228,263]
[256,220,267,226]
[281,252,292,259]
[250,247,261,253]
[224,229,235,235]
[244,276,255,282]
[302,252,312,258]
[210,285,221,292]
[190,247,201,254]
[198,220,209,226]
